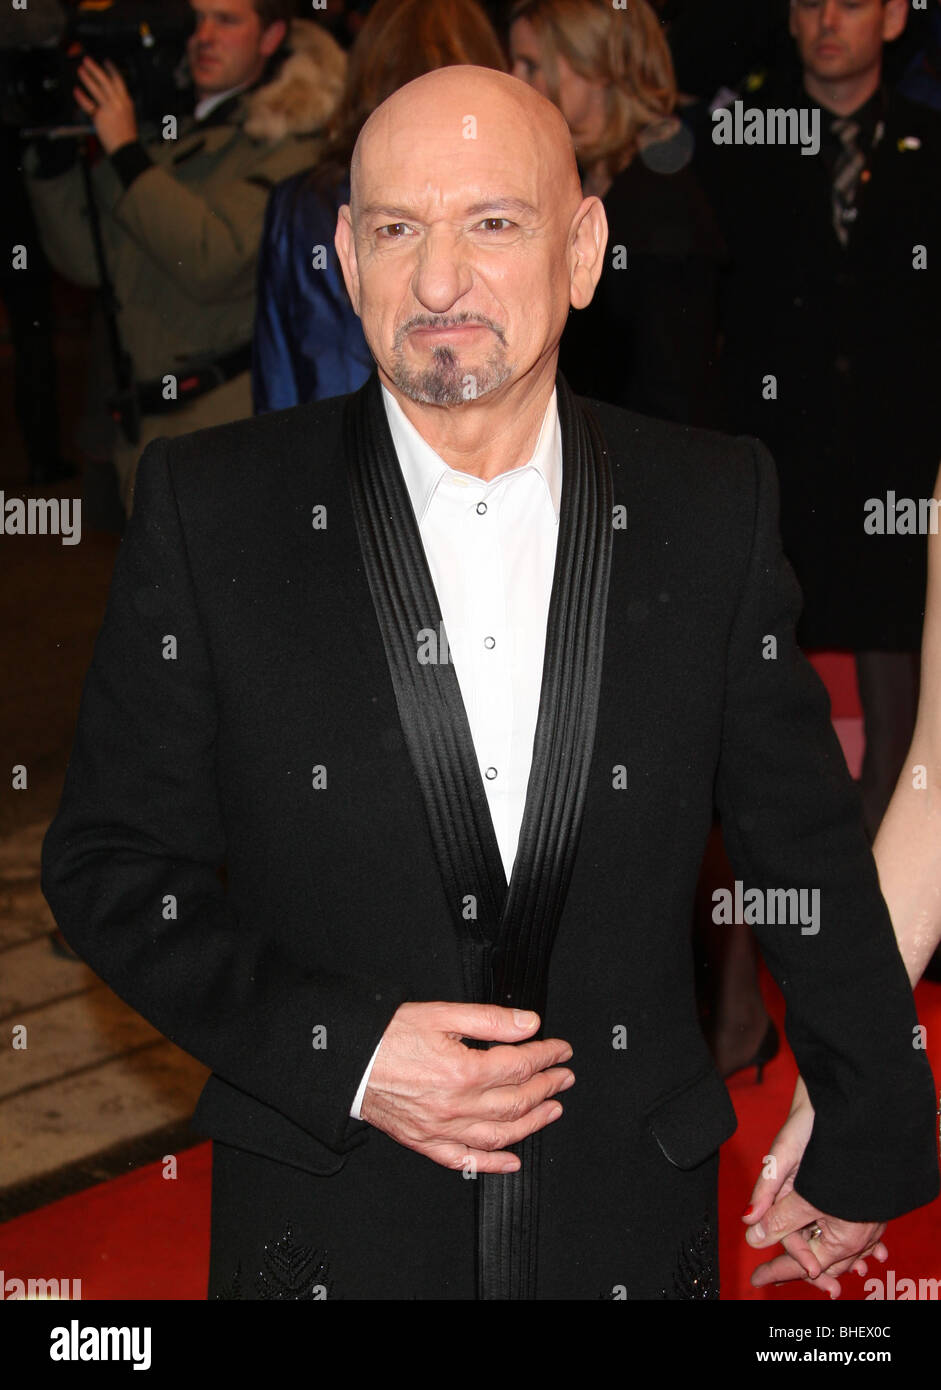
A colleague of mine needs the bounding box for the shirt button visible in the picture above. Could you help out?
[476,501,488,515]
[485,767,498,780]
[484,636,496,649]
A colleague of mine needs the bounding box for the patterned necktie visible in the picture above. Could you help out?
[831,117,865,247]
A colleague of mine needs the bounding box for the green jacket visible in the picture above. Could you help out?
[23,19,345,382]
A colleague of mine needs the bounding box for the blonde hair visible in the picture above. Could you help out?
[509,0,676,181]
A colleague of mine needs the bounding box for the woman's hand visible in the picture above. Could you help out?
[744,1075,815,1224]
[743,1076,888,1296]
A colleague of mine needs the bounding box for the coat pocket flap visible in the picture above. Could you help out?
[646,1066,738,1170]
[191,1073,360,1177]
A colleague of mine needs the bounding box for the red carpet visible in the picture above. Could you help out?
[2,651,937,1301]
[719,973,941,1301]
[804,651,862,718]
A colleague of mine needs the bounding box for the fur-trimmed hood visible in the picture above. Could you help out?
[242,18,347,143]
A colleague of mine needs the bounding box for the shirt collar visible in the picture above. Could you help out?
[811,83,886,149]
[380,382,562,525]
[193,84,250,122]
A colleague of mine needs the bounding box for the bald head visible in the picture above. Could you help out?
[350,66,583,223]
[334,63,606,416]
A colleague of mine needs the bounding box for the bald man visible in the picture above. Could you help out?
[42,67,938,1301]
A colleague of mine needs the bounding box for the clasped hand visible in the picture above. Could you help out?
[743,1080,888,1297]
[360,1001,574,1173]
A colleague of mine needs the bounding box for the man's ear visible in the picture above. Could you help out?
[787,0,797,41]
[335,205,362,316]
[569,196,608,312]
[882,0,908,45]
[260,20,287,58]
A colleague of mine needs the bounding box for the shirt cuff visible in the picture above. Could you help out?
[109,140,154,191]
[349,1039,384,1120]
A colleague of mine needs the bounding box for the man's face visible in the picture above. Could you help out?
[789,0,907,86]
[336,71,597,408]
[187,0,284,97]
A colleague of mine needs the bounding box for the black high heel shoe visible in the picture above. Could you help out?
[721,1020,780,1083]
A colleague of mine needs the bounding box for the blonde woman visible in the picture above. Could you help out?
[508,0,724,424]
[744,462,941,1297]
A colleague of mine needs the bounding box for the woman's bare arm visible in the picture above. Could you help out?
[871,462,941,986]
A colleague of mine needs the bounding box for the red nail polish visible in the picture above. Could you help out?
[742,1204,754,1218]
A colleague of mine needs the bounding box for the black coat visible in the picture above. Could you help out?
[559,153,725,428]
[41,378,938,1299]
[700,84,941,651]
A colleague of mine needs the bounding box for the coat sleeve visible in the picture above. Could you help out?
[713,437,939,1222]
[41,436,410,1154]
[22,145,103,290]
[110,137,318,306]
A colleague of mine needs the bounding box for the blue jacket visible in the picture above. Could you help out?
[252,169,373,412]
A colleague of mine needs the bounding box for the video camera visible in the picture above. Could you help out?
[2,0,196,135]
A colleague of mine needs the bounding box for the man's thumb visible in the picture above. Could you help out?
[439,1002,540,1041]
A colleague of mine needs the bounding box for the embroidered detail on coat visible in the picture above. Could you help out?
[215,1225,332,1300]
[661,1215,718,1300]
[598,1216,718,1300]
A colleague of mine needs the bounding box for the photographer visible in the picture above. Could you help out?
[22,0,346,514]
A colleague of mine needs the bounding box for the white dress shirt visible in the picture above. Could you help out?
[349,382,563,1118]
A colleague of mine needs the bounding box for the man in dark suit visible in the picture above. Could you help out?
[42,64,938,1300]
[699,0,941,841]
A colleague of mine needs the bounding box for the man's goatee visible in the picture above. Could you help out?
[392,344,512,406]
